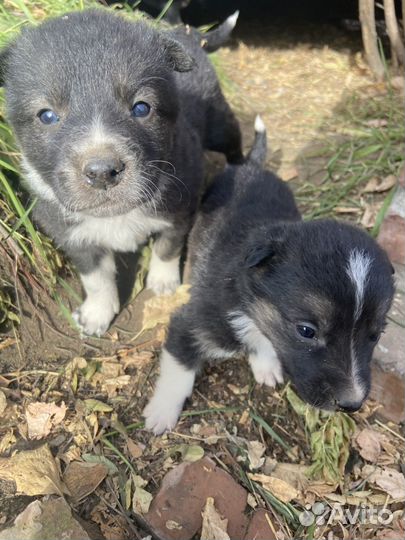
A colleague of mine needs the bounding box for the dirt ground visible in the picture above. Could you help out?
[0,14,404,540]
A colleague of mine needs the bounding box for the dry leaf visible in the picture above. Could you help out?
[272,463,309,491]
[141,284,191,333]
[132,487,153,514]
[25,401,67,440]
[364,174,397,193]
[0,497,91,540]
[165,520,183,530]
[83,399,113,413]
[247,440,266,470]
[279,167,298,182]
[363,466,405,500]
[248,473,299,503]
[356,428,383,462]
[63,461,108,503]
[0,430,16,454]
[366,119,388,128]
[361,203,380,228]
[0,444,68,496]
[200,497,230,540]
[123,350,154,369]
[0,390,6,415]
[127,438,144,459]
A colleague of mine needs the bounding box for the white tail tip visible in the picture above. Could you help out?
[254,115,266,133]
[225,10,239,30]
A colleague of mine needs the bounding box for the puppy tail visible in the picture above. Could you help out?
[202,11,239,53]
[247,115,267,166]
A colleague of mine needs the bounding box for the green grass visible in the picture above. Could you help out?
[296,91,405,227]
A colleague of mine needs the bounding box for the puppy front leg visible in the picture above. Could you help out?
[147,226,185,295]
[68,248,119,336]
[144,309,201,434]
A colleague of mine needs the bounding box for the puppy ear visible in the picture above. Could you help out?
[161,36,195,72]
[245,244,276,268]
[0,45,10,86]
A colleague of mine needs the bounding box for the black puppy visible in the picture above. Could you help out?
[0,8,242,336]
[144,116,395,434]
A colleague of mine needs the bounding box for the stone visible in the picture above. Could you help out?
[0,497,92,540]
[244,509,277,540]
[143,457,248,540]
[370,264,405,423]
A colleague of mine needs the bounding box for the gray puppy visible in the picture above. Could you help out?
[0,9,242,335]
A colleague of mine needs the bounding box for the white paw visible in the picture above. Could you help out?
[250,356,284,388]
[73,293,119,337]
[147,254,180,296]
[143,395,183,435]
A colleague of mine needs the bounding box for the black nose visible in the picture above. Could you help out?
[336,400,363,413]
[84,158,125,189]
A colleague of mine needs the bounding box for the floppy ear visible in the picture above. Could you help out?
[0,45,10,86]
[245,244,276,268]
[161,35,195,72]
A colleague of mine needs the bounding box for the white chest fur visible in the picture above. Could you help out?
[67,208,170,252]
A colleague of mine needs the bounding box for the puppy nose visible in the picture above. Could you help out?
[336,399,362,413]
[84,158,125,189]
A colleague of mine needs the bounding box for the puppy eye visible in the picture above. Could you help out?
[296,323,317,340]
[131,101,151,118]
[369,332,381,343]
[38,109,60,125]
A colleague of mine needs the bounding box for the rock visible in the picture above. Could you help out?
[0,497,92,540]
[143,457,248,540]
[244,509,277,540]
[378,167,405,265]
[371,263,405,424]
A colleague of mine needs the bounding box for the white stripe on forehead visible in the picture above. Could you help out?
[346,249,372,320]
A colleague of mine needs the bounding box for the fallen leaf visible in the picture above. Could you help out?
[83,399,113,413]
[0,497,92,540]
[123,350,154,370]
[140,284,191,334]
[248,473,299,503]
[171,444,205,463]
[127,438,144,459]
[279,167,298,182]
[366,119,388,128]
[82,454,118,475]
[165,520,183,530]
[25,401,67,440]
[0,390,6,415]
[361,203,380,228]
[364,175,397,193]
[363,466,405,500]
[63,461,108,503]
[132,486,153,514]
[247,440,266,470]
[0,444,68,496]
[0,430,16,454]
[272,463,309,491]
[200,497,230,540]
[356,428,383,462]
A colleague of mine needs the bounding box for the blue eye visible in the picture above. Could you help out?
[38,109,59,125]
[296,323,317,340]
[131,101,151,118]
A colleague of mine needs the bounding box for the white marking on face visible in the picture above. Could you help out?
[73,251,119,336]
[230,311,284,387]
[143,348,196,435]
[21,157,58,202]
[345,249,372,402]
[67,209,169,252]
[346,249,372,320]
[146,248,181,295]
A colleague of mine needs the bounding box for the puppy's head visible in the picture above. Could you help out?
[243,220,395,412]
[0,9,194,217]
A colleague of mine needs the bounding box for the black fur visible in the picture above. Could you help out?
[164,122,395,413]
[0,8,242,335]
